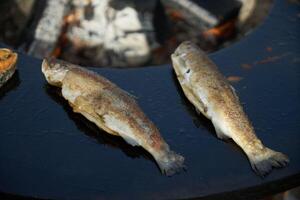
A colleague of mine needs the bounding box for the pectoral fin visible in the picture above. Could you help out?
[212,119,230,140]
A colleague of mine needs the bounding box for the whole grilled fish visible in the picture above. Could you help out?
[0,48,17,88]
[42,58,184,176]
[171,41,289,176]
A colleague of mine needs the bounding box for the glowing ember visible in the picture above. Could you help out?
[202,19,236,41]
[33,0,241,67]
[241,63,252,69]
[227,76,243,82]
[266,47,273,52]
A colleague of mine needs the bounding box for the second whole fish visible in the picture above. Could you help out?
[171,41,289,176]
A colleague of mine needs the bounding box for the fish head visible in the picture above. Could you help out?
[0,48,18,72]
[171,41,202,84]
[42,58,70,86]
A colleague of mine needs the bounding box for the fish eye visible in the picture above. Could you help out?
[186,69,190,74]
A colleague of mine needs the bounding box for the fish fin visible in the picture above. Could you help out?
[248,148,289,177]
[96,114,120,136]
[117,132,139,146]
[195,104,207,115]
[214,125,230,140]
[156,150,185,176]
[212,120,230,140]
[102,114,140,145]
[180,83,208,118]
[195,108,202,115]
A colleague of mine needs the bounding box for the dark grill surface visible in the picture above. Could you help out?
[0,0,299,199]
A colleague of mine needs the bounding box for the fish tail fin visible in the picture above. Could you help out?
[248,148,289,177]
[156,150,185,176]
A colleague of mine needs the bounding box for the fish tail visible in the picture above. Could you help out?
[248,147,289,177]
[156,150,185,176]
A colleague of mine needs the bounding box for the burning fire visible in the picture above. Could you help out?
[167,8,185,21]
[50,1,238,66]
[51,10,80,58]
[202,19,236,41]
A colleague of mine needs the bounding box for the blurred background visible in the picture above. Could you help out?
[0,0,272,67]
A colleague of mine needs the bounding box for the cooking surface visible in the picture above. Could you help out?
[0,0,300,199]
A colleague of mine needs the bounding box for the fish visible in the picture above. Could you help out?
[41,58,185,176]
[171,41,289,176]
[0,48,17,88]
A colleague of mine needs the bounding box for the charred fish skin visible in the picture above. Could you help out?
[0,48,17,88]
[42,58,184,176]
[171,41,289,177]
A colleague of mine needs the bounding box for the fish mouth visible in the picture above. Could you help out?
[41,58,65,73]
[171,41,193,75]
[171,53,189,79]
[41,58,68,87]
[171,55,183,76]
[41,57,61,72]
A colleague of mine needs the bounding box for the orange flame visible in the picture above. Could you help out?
[202,19,236,40]
[168,10,185,21]
[51,10,79,57]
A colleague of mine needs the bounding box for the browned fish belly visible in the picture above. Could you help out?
[41,58,184,176]
[0,48,17,88]
[171,41,289,176]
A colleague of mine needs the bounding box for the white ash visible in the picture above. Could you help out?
[28,0,69,57]
[63,0,156,67]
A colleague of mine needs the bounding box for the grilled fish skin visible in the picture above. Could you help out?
[171,41,289,176]
[0,48,17,88]
[42,58,184,176]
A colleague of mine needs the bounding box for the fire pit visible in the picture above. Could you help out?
[0,0,272,67]
[0,0,299,199]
